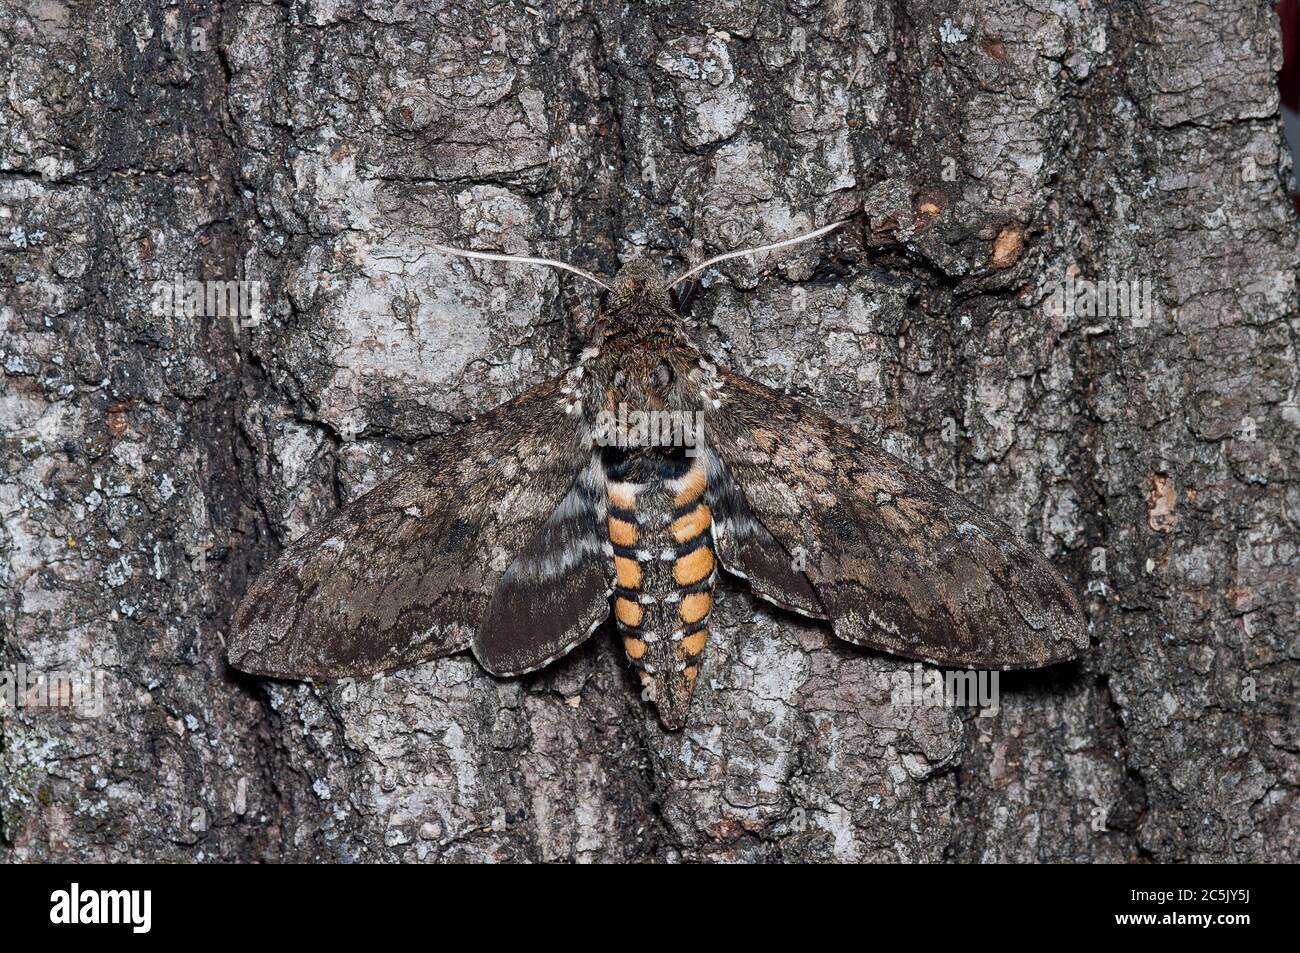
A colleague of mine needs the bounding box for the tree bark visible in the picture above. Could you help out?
[1,0,1296,862]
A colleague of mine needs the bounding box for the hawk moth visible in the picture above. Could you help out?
[230,219,1088,729]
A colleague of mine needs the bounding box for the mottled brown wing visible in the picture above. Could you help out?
[704,369,1088,669]
[230,371,604,680]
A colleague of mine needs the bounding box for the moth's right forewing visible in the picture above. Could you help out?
[705,370,1088,669]
[230,372,594,680]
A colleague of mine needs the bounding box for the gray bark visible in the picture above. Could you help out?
[1,0,1296,862]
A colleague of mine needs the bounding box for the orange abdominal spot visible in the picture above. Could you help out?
[608,484,636,510]
[624,636,647,660]
[673,465,707,506]
[615,555,642,589]
[674,546,714,586]
[615,597,643,628]
[608,516,637,547]
[684,665,699,685]
[680,628,708,657]
[671,505,711,543]
[679,591,711,624]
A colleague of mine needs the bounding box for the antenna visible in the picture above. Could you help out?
[667,218,852,289]
[430,243,611,291]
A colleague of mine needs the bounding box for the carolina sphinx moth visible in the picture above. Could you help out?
[230,218,1087,729]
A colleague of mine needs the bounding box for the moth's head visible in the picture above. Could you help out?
[609,258,672,315]
[429,216,853,332]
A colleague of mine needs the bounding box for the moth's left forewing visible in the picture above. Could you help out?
[702,368,1088,669]
[230,370,602,680]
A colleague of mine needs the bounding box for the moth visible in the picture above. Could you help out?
[230,218,1087,729]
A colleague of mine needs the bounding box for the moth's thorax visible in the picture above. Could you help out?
[585,330,700,417]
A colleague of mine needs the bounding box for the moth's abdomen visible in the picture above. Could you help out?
[605,452,714,729]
